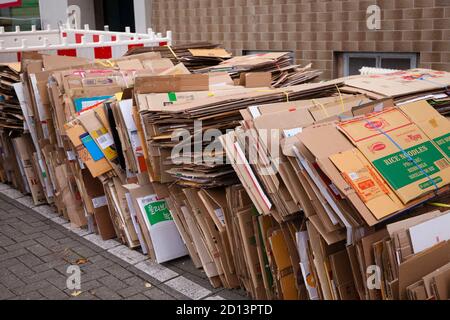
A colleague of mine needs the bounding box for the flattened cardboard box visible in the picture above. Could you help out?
[399,100,450,159]
[124,183,188,263]
[64,120,112,177]
[338,108,450,204]
[134,74,209,94]
[12,135,46,205]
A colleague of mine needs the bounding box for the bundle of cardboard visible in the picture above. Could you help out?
[196,52,322,87]
[2,43,450,301]
[342,69,450,116]
[0,63,22,130]
[125,42,231,71]
[219,78,450,299]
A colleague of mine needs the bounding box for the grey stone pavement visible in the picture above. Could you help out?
[0,188,248,300]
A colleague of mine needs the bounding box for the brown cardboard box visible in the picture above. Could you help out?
[65,120,112,177]
[399,100,450,159]
[83,171,116,240]
[240,72,272,88]
[398,240,450,299]
[329,148,403,220]
[338,108,450,204]
[134,74,209,94]
[12,135,46,205]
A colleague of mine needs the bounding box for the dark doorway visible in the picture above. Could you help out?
[94,0,135,32]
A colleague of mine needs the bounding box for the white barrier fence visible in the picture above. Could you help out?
[0,23,172,62]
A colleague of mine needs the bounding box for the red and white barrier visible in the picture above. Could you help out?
[0,23,172,63]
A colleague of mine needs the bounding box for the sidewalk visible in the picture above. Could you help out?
[0,183,247,300]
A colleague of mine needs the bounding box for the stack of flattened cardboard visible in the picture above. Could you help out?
[0,130,27,191]
[220,82,450,299]
[136,74,342,187]
[343,69,450,116]
[0,62,24,187]
[125,42,231,71]
[4,46,450,301]
[196,52,322,87]
[0,63,22,130]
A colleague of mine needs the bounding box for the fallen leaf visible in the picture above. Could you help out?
[71,290,82,297]
[76,258,88,265]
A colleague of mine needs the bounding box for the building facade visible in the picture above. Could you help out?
[152,0,450,79]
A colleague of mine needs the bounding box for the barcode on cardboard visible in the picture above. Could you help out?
[96,133,114,149]
[92,195,107,209]
[435,158,450,170]
[214,208,226,226]
[66,151,76,161]
[283,127,303,138]
[348,172,359,181]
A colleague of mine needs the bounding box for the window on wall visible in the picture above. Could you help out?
[343,52,418,76]
[0,0,41,31]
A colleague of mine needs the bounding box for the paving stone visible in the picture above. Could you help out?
[38,284,69,300]
[11,279,51,295]
[214,288,249,300]
[85,255,115,270]
[83,234,120,250]
[91,286,122,300]
[104,263,134,280]
[126,293,148,300]
[28,221,49,228]
[12,291,45,300]
[15,196,36,208]
[0,283,15,299]
[135,260,179,282]
[167,257,205,278]
[204,295,226,300]
[78,279,102,292]
[0,235,15,247]
[0,257,21,270]
[17,253,45,268]
[143,287,176,300]
[117,283,146,298]
[33,205,58,218]
[62,224,90,237]
[0,272,26,289]
[23,225,52,235]
[50,216,69,225]
[165,276,212,300]
[0,183,12,191]
[98,275,128,291]
[22,269,62,285]
[7,261,35,278]
[0,189,24,199]
[32,259,67,273]
[108,245,148,265]
[27,243,52,257]
[68,291,99,300]
[46,273,69,289]
[35,235,60,249]
[78,269,110,283]
[0,191,224,301]
[43,229,67,240]
[178,271,224,295]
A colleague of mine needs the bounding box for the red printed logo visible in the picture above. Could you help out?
[406,134,422,142]
[370,142,386,152]
[364,120,384,130]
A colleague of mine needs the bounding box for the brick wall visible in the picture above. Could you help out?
[151,0,450,79]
